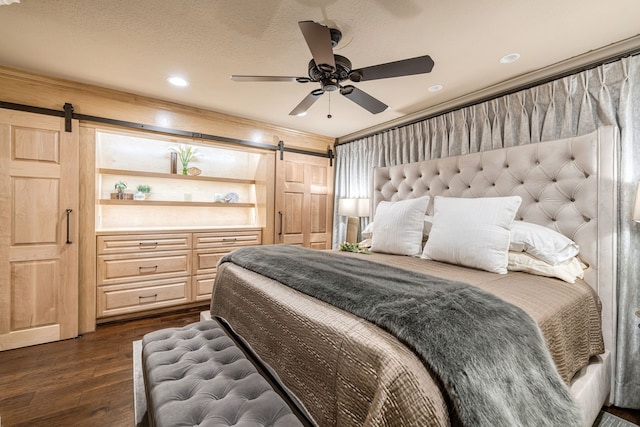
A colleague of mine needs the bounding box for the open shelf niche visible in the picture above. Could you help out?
[96,129,270,231]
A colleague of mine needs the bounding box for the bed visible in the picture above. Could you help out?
[207,126,618,427]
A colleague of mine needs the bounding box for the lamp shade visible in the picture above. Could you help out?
[633,182,640,222]
[338,198,370,217]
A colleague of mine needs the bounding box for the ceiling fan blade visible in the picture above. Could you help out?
[340,85,388,114]
[349,55,435,82]
[231,75,309,83]
[289,89,324,116]
[298,20,336,71]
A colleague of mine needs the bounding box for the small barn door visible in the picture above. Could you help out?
[274,152,333,249]
[0,109,79,350]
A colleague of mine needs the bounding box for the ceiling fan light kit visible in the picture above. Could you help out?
[231,20,435,117]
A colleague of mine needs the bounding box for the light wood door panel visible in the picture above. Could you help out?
[13,177,59,244]
[13,126,60,163]
[0,110,79,351]
[11,260,59,329]
[310,193,328,233]
[275,152,333,249]
[284,193,304,235]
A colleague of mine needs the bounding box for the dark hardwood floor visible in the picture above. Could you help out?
[0,307,638,426]
[0,307,205,427]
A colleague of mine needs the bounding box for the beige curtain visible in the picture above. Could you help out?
[334,54,640,408]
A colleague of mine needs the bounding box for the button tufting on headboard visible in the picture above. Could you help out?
[372,127,618,335]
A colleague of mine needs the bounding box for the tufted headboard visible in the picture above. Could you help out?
[373,126,618,362]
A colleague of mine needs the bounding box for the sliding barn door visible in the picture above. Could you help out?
[275,152,333,249]
[0,109,79,350]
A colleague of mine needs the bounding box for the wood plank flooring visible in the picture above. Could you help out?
[0,307,204,427]
[1,306,638,427]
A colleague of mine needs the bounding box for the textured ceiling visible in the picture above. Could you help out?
[1,0,639,138]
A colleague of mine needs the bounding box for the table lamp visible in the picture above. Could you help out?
[338,198,370,243]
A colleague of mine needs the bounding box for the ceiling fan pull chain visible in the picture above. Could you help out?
[327,93,332,119]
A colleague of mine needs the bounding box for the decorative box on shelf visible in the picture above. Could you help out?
[111,192,134,200]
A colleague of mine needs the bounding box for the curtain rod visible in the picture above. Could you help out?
[0,100,334,160]
[336,36,640,145]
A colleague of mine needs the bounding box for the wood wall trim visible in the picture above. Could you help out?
[78,126,96,333]
[0,65,335,153]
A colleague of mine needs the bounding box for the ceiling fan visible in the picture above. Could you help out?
[231,20,435,116]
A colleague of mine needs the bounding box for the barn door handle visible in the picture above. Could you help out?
[65,209,72,244]
[278,211,283,236]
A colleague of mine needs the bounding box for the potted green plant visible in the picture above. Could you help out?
[114,181,127,200]
[136,184,152,200]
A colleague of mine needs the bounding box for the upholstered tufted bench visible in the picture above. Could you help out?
[142,320,310,427]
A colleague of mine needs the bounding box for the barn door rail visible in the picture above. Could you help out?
[1,100,334,162]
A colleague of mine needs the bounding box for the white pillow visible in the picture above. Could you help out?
[510,221,579,265]
[371,196,430,256]
[363,215,433,240]
[507,251,586,284]
[422,196,522,274]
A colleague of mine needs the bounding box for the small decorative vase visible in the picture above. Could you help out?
[182,167,188,175]
[170,152,177,174]
[134,191,145,201]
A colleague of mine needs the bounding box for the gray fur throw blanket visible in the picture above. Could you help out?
[221,245,582,427]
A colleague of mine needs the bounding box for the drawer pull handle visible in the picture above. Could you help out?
[139,294,158,300]
[139,242,158,249]
[222,237,237,243]
[138,265,158,273]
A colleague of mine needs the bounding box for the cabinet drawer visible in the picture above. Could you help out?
[193,250,227,275]
[193,229,261,250]
[97,277,190,318]
[97,250,191,286]
[194,274,216,302]
[97,233,192,255]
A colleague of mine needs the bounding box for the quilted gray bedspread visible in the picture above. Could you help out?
[221,245,582,427]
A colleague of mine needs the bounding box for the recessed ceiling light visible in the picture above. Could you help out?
[167,76,189,87]
[428,84,444,92]
[499,53,520,64]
